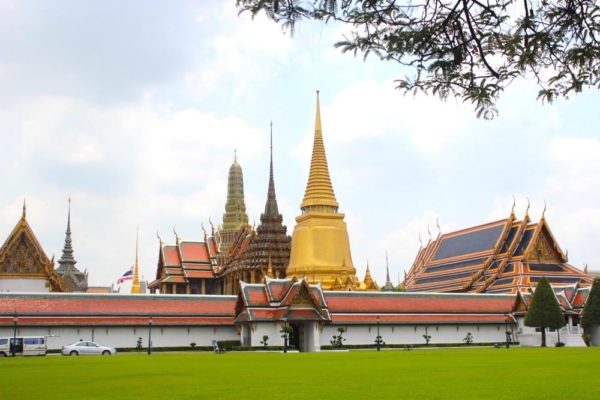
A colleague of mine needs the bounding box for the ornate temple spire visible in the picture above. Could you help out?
[383,251,395,291]
[22,198,26,219]
[264,121,279,216]
[57,198,77,272]
[222,151,249,231]
[364,262,374,285]
[131,228,141,294]
[300,91,339,211]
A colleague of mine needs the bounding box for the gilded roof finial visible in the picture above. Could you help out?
[436,217,441,236]
[201,222,207,240]
[541,200,547,220]
[511,195,516,215]
[173,226,179,244]
[156,231,163,245]
[209,217,214,236]
[418,233,423,248]
[427,224,432,241]
[525,197,531,219]
[234,148,237,163]
[584,264,589,274]
[22,198,26,219]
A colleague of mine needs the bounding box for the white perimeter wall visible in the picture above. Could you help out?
[0,326,239,350]
[321,324,510,346]
[0,279,49,293]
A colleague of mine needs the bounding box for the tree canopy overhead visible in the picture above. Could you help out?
[237,0,600,118]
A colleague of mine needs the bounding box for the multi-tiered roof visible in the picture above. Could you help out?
[403,208,592,294]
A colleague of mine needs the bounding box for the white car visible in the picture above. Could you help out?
[61,341,116,356]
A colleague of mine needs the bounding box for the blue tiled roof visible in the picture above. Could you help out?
[514,229,534,256]
[500,226,518,253]
[432,224,505,261]
[424,257,487,274]
[528,263,564,272]
[415,270,474,285]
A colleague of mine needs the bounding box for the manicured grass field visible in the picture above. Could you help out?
[2,347,598,399]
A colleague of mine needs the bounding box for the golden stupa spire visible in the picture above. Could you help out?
[131,227,141,294]
[300,90,339,211]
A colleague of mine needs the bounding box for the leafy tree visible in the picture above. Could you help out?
[237,0,600,118]
[524,277,565,347]
[331,327,347,348]
[422,326,431,345]
[582,278,600,328]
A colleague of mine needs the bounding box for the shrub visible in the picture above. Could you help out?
[260,335,269,347]
[463,332,474,345]
[524,277,565,347]
[582,278,600,328]
[190,342,196,349]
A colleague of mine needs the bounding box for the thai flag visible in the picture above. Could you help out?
[117,267,133,284]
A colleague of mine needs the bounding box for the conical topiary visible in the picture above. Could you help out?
[525,277,565,347]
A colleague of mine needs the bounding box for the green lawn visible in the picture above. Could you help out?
[1,348,598,399]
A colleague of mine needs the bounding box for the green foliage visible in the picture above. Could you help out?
[463,332,474,345]
[422,334,431,345]
[2,349,600,399]
[260,335,269,347]
[190,342,196,349]
[525,278,565,329]
[525,277,565,347]
[330,327,347,348]
[237,0,600,118]
[582,278,600,328]
[136,337,143,350]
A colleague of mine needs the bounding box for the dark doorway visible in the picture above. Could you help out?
[290,323,305,352]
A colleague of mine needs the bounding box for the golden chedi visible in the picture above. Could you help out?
[286,91,360,290]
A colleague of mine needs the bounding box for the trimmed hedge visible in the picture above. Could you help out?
[320,342,518,350]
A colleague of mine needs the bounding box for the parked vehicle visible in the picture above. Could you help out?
[61,341,116,356]
[0,336,47,357]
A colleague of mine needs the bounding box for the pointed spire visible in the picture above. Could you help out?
[363,261,374,285]
[525,197,531,219]
[300,90,339,211]
[22,198,27,219]
[131,227,141,294]
[383,251,394,291]
[57,198,77,272]
[386,252,391,282]
[264,121,280,216]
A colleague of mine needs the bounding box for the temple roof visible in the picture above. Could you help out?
[234,278,330,323]
[148,239,216,289]
[0,205,66,292]
[0,292,236,326]
[403,211,592,294]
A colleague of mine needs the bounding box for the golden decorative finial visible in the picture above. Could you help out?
[201,222,207,239]
[427,224,432,241]
[300,90,339,210]
[542,200,547,219]
[131,227,141,294]
[436,217,441,235]
[173,226,179,244]
[22,198,26,219]
[208,217,215,236]
[584,264,589,274]
[234,148,237,163]
[525,197,531,218]
[565,248,569,261]
[511,195,516,215]
[418,232,423,247]
[156,231,163,245]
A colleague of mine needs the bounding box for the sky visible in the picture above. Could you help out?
[1,0,600,289]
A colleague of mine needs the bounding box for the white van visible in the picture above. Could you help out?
[0,337,47,357]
